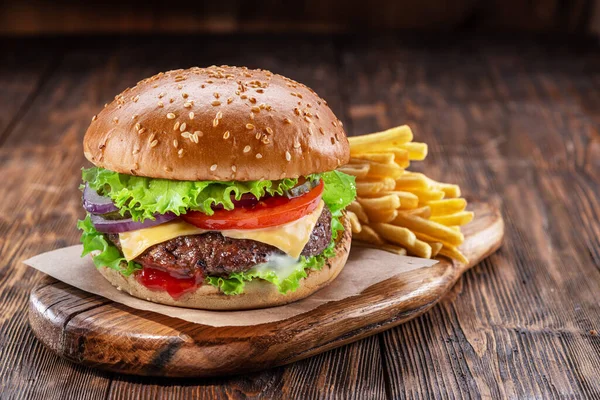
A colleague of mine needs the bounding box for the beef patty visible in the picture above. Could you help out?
[107,207,332,278]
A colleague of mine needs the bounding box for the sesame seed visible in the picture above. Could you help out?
[148,133,156,143]
[181,132,191,139]
[91,115,97,122]
[189,112,195,119]
[191,133,199,143]
[256,89,264,93]
[135,123,141,131]
[167,113,176,119]
[284,118,292,124]
[133,95,140,103]
[132,114,138,119]
[249,97,257,104]
[240,94,247,99]
[158,92,165,98]
[132,147,140,155]
[294,141,301,149]
[319,127,325,135]
[231,165,237,172]
[251,106,260,113]
[255,132,261,140]
[223,131,230,139]
[138,128,146,134]
[212,100,221,106]
[246,123,255,130]
[332,121,337,127]
[285,151,291,161]
[164,166,172,172]
[294,108,300,116]
[169,98,174,103]
[150,140,158,147]
[330,137,335,144]
[177,84,183,90]
[158,101,164,107]
[339,120,344,127]
[178,149,184,158]
[213,92,220,99]
[210,164,217,171]
[304,116,311,123]
[216,111,223,119]
[243,145,251,153]
[308,127,313,135]
[113,117,119,124]
[174,121,180,131]
[173,139,178,147]
[266,127,273,134]
[213,119,219,127]
[249,112,254,120]
[261,136,270,144]
[184,102,192,108]
[180,122,187,132]
[182,93,188,98]
[227,97,233,104]
[256,153,262,159]
[194,130,203,137]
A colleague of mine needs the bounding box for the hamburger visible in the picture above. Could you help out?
[78,66,356,310]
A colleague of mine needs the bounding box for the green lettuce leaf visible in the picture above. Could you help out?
[82,167,299,222]
[320,170,357,215]
[77,215,141,276]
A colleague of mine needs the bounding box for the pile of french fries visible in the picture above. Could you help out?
[340,125,473,264]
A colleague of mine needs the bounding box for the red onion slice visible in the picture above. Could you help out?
[83,184,119,214]
[90,212,178,233]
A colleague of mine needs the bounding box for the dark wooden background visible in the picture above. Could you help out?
[1,34,599,398]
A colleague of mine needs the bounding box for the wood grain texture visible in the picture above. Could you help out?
[1,35,599,398]
[27,201,502,378]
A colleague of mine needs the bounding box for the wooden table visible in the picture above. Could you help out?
[1,35,599,399]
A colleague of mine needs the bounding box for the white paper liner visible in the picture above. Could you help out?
[23,245,437,327]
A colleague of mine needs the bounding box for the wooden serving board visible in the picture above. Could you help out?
[29,201,503,378]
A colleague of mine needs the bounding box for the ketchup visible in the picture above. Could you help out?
[136,267,203,300]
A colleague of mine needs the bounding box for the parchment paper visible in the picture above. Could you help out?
[23,245,437,327]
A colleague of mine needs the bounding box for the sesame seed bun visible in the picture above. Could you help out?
[97,213,351,310]
[83,66,350,181]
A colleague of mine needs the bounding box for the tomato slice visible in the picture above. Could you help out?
[182,179,324,230]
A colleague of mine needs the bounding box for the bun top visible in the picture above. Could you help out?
[83,66,349,181]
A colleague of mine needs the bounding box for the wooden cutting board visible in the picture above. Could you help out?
[28,201,503,377]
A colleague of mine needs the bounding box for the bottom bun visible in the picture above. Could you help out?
[97,214,352,310]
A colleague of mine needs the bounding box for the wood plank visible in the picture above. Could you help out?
[338,36,600,399]
[0,38,58,145]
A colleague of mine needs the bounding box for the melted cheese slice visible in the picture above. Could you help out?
[119,201,325,261]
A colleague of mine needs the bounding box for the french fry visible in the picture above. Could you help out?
[413,231,455,249]
[429,242,443,257]
[353,225,385,245]
[354,159,404,180]
[426,177,461,198]
[395,172,429,190]
[400,142,428,160]
[353,241,407,256]
[365,208,398,223]
[408,188,445,203]
[398,206,431,219]
[352,152,395,164]
[430,211,474,226]
[383,191,419,209]
[427,198,467,216]
[393,213,464,246]
[371,223,432,258]
[356,178,396,197]
[358,195,401,211]
[356,180,385,197]
[338,164,370,179]
[347,211,362,233]
[438,246,469,265]
[349,125,413,154]
[347,201,369,223]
